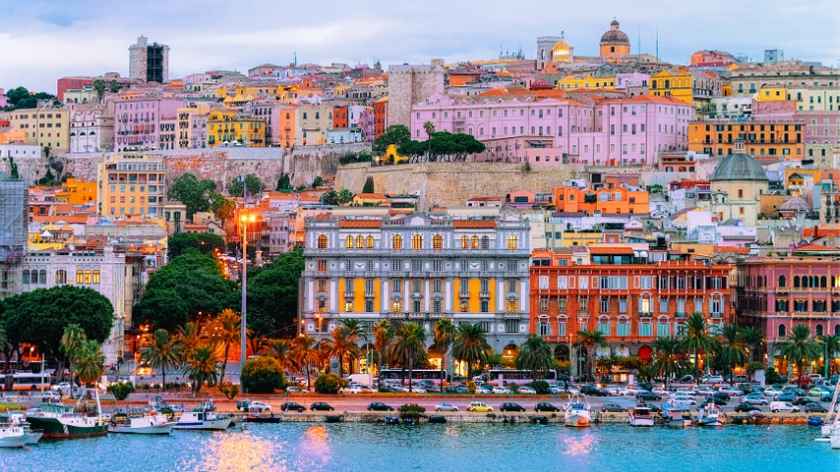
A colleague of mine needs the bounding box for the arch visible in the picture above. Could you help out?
[821,276,827,288]
[366,235,375,249]
[411,233,423,250]
[317,234,328,249]
[778,275,786,288]
[432,234,443,250]
[506,235,518,250]
[835,325,840,336]
[816,324,824,336]
[793,276,800,288]
[501,343,519,363]
[471,235,479,249]
[460,235,469,249]
[481,235,490,249]
[778,324,786,338]
[345,235,354,249]
[392,234,403,250]
[355,235,364,249]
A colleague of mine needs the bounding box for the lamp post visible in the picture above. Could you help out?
[239,212,256,378]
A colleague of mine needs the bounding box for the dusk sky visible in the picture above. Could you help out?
[2,0,838,92]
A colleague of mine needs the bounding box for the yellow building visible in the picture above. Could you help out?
[755,86,788,102]
[8,106,70,153]
[296,103,333,146]
[556,74,616,90]
[56,178,96,205]
[176,104,211,149]
[650,69,694,104]
[207,109,266,147]
[96,154,167,219]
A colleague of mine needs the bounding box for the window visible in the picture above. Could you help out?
[659,297,669,313]
[317,234,328,249]
[657,319,670,337]
[480,278,489,294]
[639,296,651,314]
[317,259,327,272]
[22,269,30,285]
[345,235,354,249]
[480,300,489,313]
[392,234,403,249]
[505,320,519,334]
[538,320,551,336]
[558,297,567,313]
[617,319,630,337]
[778,324,786,338]
[461,235,469,249]
[506,235,518,250]
[55,269,67,285]
[366,235,374,249]
[639,321,652,337]
[597,318,610,336]
[481,236,490,249]
[355,235,364,248]
[411,234,423,250]
[778,275,786,288]
[600,296,610,313]
[432,234,443,250]
[413,299,421,313]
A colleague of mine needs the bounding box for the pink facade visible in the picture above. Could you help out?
[114,96,183,151]
[738,257,840,347]
[801,112,840,145]
[411,93,692,167]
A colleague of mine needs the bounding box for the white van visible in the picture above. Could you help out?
[769,401,799,413]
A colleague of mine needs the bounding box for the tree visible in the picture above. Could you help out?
[93,79,106,101]
[452,323,491,378]
[276,174,293,192]
[141,329,183,391]
[777,325,821,386]
[167,232,225,259]
[337,189,354,204]
[263,339,292,370]
[373,320,394,371]
[74,340,105,387]
[227,174,264,197]
[682,313,717,382]
[168,173,217,220]
[61,324,87,388]
[330,324,360,377]
[314,373,343,394]
[716,325,747,383]
[176,322,202,361]
[373,125,411,154]
[241,356,286,393]
[516,335,553,377]
[576,330,607,381]
[387,322,427,392]
[247,249,305,338]
[362,177,375,194]
[209,193,236,223]
[432,319,456,392]
[3,87,57,111]
[312,176,324,188]
[738,325,764,363]
[209,309,240,383]
[653,337,683,389]
[423,121,435,138]
[820,335,840,377]
[291,335,316,391]
[184,345,220,396]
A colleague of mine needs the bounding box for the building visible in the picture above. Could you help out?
[688,120,804,161]
[764,49,784,64]
[0,178,27,298]
[530,247,732,368]
[553,185,649,215]
[207,109,266,147]
[599,20,630,63]
[387,61,445,128]
[373,97,388,138]
[176,104,210,149]
[296,103,334,146]
[96,154,167,219]
[300,213,531,359]
[690,50,737,68]
[113,94,183,151]
[536,36,564,71]
[709,142,770,226]
[129,36,170,83]
[7,106,70,153]
[69,105,114,153]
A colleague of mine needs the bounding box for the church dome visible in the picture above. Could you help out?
[711,152,768,182]
[600,20,629,44]
[551,38,573,61]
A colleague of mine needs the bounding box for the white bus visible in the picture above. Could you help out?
[378,369,446,386]
[485,369,559,386]
[0,371,52,391]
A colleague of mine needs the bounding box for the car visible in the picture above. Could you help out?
[793,396,813,406]
[775,392,795,402]
[345,384,373,394]
[477,385,494,395]
[677,375,695,384]
[717,386,742,396]
[734,402,761,413]
[744,393,769,405]
[492,386,512,395]
[769,401,800,413]
[447,385,470,394]
[636,391,661,401]
[435,403,459,412]
[310,402,335,411]
[695,386,715,396]
[809,386,833,397]
[280,402,306,412]
[803,402,828,413]
[809,374,823,383]
[367,402,394,412]
[621,385,644,396]
[551,385,579,395]
[517,386,537,395]
[764,386,784,397]
[732,375,749,384]
[705,395,728,406]
[600,402,626,413]
[702,375,724,384]
[499,402,526,412]
[467,401,494,413]
[534,402,561,412]
[580,385,607,396]
[286,385,303,393]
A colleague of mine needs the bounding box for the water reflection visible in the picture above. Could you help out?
[294,425,332,470]
[562,433,595,456]
[198,430,286,472]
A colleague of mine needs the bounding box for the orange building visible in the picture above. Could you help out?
[529,248,732,362]
[553,186,649,215]
[333,105,348,129]
[688,121,804,161]
[373,97,388,138]
[599,20,631,64]
[276,104,298,148]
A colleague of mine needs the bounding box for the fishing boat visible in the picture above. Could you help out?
[628,404,655,427]
[695,403,723,427]
[109,411,174,435]
[25,403,107,439]
[0,424,26,448]
[563,395,592,428]
[173,409,233,431]
[6,413,42,444]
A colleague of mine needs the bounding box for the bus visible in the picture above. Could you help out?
[485,369,559,386]
[0,371,53,391]
[378,369,446,386]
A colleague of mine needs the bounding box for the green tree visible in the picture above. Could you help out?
[423,121,435,138]
[362,177,375,194]
[682,313,717,382]
[60,324,87,388]
[314,373,343,394]
[74,340,105,387]
[276,174,293,192]
[312,176,324,188]
[432,319,456,392]
[373,125,411,154]
[3,87,57,111]
[576,329,607,381]
[777,324,821,386]
[141,329,183,391]
[820,335,840,377]
[291,335,316,391]
[373,320,394,371]
[263,339,292,371]
[738,325,764,363]
[209,309,240,383]
[93,79,106,101]
[716,325,747,383]
[184,345,220,396]
[653,336,684,389]
[337,189,355,204]
[168,173,217,220]
[167,232,225,259]
[227,174,264,197]
[241,356,286,393]
[516,335,554,377]
[330,324,360,377]
[387,322,427,392]
[452,323,491,378]
[246,248,305,338]
[209,193,236,223]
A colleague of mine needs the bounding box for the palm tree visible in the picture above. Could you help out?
[432,319,456,392]
[387,322,426,392]
[451,323,491,378]
[776,324,821,386]
[60,324,87,390]
[291,335,316,391]
[176,321,203,361]
[141,329,183,392]
[74,340,105,387]
[373,320,394,371]
[516,335,554,378]
[340,319,366,374]
[315,339,335,373]
[682,313,717,382]
[717,324,747,383]
[209,309,240,383]
[737,325,764,363]
[330,325,360,377]
[264,339,292,371]
[820,335,840,377]
[576,330,606,381]
[184,345,219,396]
[653,337,683,389]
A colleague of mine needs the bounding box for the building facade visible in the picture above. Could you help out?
[688,120,804,160]
[8,106,70,153]
[387,61,445,128]
[96,154,167,219]
[69,105,114,153]
[129,36,170,83]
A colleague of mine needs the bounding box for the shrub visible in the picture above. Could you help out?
[467,380,476,394]
[219,381,239,400]
[764,367,786,385]
[530,380,550,395]
[241,356,286,394]
[107,382,135,400]
[398,403,426,417]
[314,373,345,394]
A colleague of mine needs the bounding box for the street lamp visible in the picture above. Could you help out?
[239,212,257,377]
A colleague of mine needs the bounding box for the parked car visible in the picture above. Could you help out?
[435,403,459,412]
[764,386,784,397]
[492,386,512,395]
[517,386,537,395]
[535,402,561,412]
[499,402,526,412]
[580,385,607,396]
[677,375,695,383]
[769,401,800,413]
[803,402,828,413]
[793,396,813,406]
[636,391,661,401]
[695,386,715,396]
[621,385,644,396]
[477,385,494,395]
[734,402,761,413]
[600,402,626,413]
[310,402,334,411]
[280,402,306,412]
[717,386,742,396]
[447,385,470,394]
[701,375,724,384]
[744,393,769,405]
[467,401,494,413]
[367,402,394,412]
[775,392,795,402]
[344,384,373,394]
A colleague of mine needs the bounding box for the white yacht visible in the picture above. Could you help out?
[109,411,174,435]
[821,382,839,439]
[174,410,233,431]
[7,413,42,444]
[629,405,655,427]
[695,403,722,426]
[564,395,592,428]
[0,424,27,448]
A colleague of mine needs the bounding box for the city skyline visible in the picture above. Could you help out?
[2,0,838,91]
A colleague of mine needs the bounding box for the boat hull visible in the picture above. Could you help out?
[630,417,655,427]
[23,431,43,445]
[564,415,591,428]
[831,433,840,449]
[245,416,281,424]
[173,418,232,431]
[0,435,26,448]
[108,423,174,435]
[26,417,107,440]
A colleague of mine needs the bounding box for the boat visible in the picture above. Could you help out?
[0,424,26,448]
[695,403,723,427]
[244,402,279,423]
[109,411,174,435]
[629,404,655,427]
[6,412,42,444]
[821,381,839,439]
[173,410,233,431]
[25,403,107,440]
[563,395,592,428]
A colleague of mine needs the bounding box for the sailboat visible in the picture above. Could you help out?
[563,395,592,427]
[821,381,839,439]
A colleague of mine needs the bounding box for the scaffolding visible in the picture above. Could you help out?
[0,178,27,264]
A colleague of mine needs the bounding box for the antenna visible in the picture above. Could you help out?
[655,29,660,63]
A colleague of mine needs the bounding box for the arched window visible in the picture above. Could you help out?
[366,235,374,249]
[821,276,827,288]
[836,325,840,336]
[793,276,800,288]
[432,234,443,250]
[481,235,490,249]
[22,270,30,285]
[355,235,364,249]
[317,234,328,249]
[778,275,785,288]
[506,235,518,250]
[778,324,786,338]
[471,235,479,249]
[392,234,403,250]
[460,235,469,249]
[55,269,67,285]
[345,235,354,249]
[816,324,824,336]
[411,234,423,250]
[39,270,46,284]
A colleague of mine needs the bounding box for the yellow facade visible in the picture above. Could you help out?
[556,75,616,90]
[56,178,96,205]
[96,154,167,219]
[756,86,788,102]
[650,69,694,105]
[295,103,333,146]
[207,109,266,147]
[8,106,70,152]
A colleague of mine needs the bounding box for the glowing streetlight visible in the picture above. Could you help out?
[239,212,257,376]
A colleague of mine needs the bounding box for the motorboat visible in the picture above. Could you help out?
[0,424,26,448]
[245,402,279,424]
[25,403,107,439]
[173,409,233,431]
[109,411,174,434]
[695,403,723,427]
[6,412,42,444]
[563,395,592,428]
[629,404,655,427]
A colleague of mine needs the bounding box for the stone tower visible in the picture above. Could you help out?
[387,60,445,130]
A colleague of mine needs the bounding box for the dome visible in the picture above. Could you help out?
[711,152,768,182]
[600,20,629,44]
[551,39,573,61]
[779,196,809,212]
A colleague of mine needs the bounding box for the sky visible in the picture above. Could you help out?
[1,0,838,93]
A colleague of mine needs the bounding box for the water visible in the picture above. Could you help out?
[1,424,838,472]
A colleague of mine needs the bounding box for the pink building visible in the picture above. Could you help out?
[411,91,692,167]
[0,88,6,109]
[114,94,183,151]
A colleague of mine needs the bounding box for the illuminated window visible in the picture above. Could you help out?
[392,234,403,250]
[317,260,327,272]
[55,269,67,285]
[471,235,479,249]
[506,235,518,250]
[392,300,402,312]
[412,234,423,250]
[317,234,328,249]
[461,235,469,249]
[459,300,468,312]
[345,235,354,249]
[506,299,518,312]
[432,234,443,250]
[366,235,375,248]
[355,235,364,248]
[344,301,353,312]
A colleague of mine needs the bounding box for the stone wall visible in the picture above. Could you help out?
[335,162,585,209]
